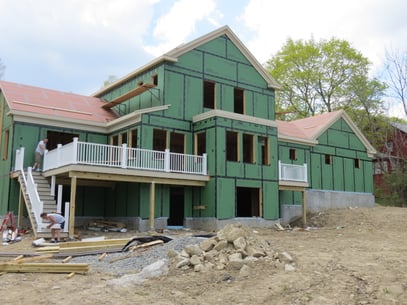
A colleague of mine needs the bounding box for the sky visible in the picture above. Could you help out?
[0,0,406,117]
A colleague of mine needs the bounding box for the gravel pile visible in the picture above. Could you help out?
[70,235,204,276]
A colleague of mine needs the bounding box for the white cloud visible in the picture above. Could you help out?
[144,0,221,56]
[239,0,407,72]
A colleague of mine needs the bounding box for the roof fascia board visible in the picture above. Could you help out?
[105,105,170,133]
[93,55,177,97]
[311,110,377,157]
[9,110,108,133]
[193,109,278,128]
[278,135,318,146]
[340,111,377,157]
[166,26,281,90]
[8,104,171,134]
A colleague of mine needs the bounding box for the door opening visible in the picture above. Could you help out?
[236,187,260,217]
[46,131,79,150]
[168,187,184,226]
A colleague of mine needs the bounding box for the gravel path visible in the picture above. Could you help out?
[70,235,204,276]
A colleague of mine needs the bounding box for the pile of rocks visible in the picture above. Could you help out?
[168,223,295,276]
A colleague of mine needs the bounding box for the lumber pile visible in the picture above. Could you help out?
[35,238,131,255]
[0,262,89,274]
[0,253,89,275]
[87,220,127,232]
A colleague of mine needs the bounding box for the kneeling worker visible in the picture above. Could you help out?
[40,212,65,243]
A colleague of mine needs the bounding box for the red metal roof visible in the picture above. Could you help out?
[0,80,118,123]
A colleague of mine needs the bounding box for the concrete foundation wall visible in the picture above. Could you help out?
[281,190,375,224]
[306,189,375,211]
[185,217,280,231]
[74,216,168,232]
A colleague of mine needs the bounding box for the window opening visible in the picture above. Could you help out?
[130,129,138,148]
[234,88,244,114]
[120,132,128,145]
[258,136,269,165]
[196,132,206,155]
[325,154,333,165]
[289,149,297,161]
[226,131,239,162]
[152,75,158,86]
[153,129,167,151]
[355,158,361,168]
[170,132,185,154]
[203,81,215,109]
[243,133,254,163]
[111,135,119,146]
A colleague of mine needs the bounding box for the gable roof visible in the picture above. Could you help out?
[0,80,118,125]
[391,122,407,134]
[94,25,281,97]
[278,110,377,157]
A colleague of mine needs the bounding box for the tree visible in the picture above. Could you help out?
[384,49,407,116]
[266,37,375,119]
[0,58,5,79]
[102,75,118,88]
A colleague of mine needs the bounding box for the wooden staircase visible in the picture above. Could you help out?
[17,170,67,239]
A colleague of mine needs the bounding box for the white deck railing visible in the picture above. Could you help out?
[14,148,44,231]
[279,160,308,183]
[43,138,207,175]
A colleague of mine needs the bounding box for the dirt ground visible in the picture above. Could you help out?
[1,205,406,305]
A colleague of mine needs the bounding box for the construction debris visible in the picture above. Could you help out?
[0,262,89,274]
[170,223,296,273]
[87,220,127,232]
[109,240,164,263]
[35,238,131,256]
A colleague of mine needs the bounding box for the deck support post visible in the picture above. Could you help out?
[68,176,77,240]
[149,181,155,230]
[302,190,307,226]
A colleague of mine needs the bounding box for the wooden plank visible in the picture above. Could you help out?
[62,256,72,263]
[98,253,107,261]
[102,84,155,109]
[15,254,54,263]
[0,263,89,273]
[109,240,163,263]
[59,238,130,249]
[66,272,76,279]
[35,246,59,253]
[59,244,124,254]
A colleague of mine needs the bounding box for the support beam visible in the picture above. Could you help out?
[302,190,307,226]
[149,181,155,230]
[69,176,77,240]
[18,189,24,228]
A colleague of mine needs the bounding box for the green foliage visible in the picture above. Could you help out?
[0,58,5,79]
[379,166,407,207]
[102,75,118,88]
[265,37,385,120]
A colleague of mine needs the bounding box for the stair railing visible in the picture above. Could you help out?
[26,167,45,231]
[14,148,44,232]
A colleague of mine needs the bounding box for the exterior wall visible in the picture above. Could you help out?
[0,92,13,214]
[311,118,374,193]
[278,118,374,216]
[92,34,279,224]
[6,121,110,214]
[280,189,375,224]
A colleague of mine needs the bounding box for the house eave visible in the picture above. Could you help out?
[193,109,279,128]
[8,104,171,134]
[105,105,170,132]
[278,135,318,146]
[93,55,177,97]
[8,110,109,133]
